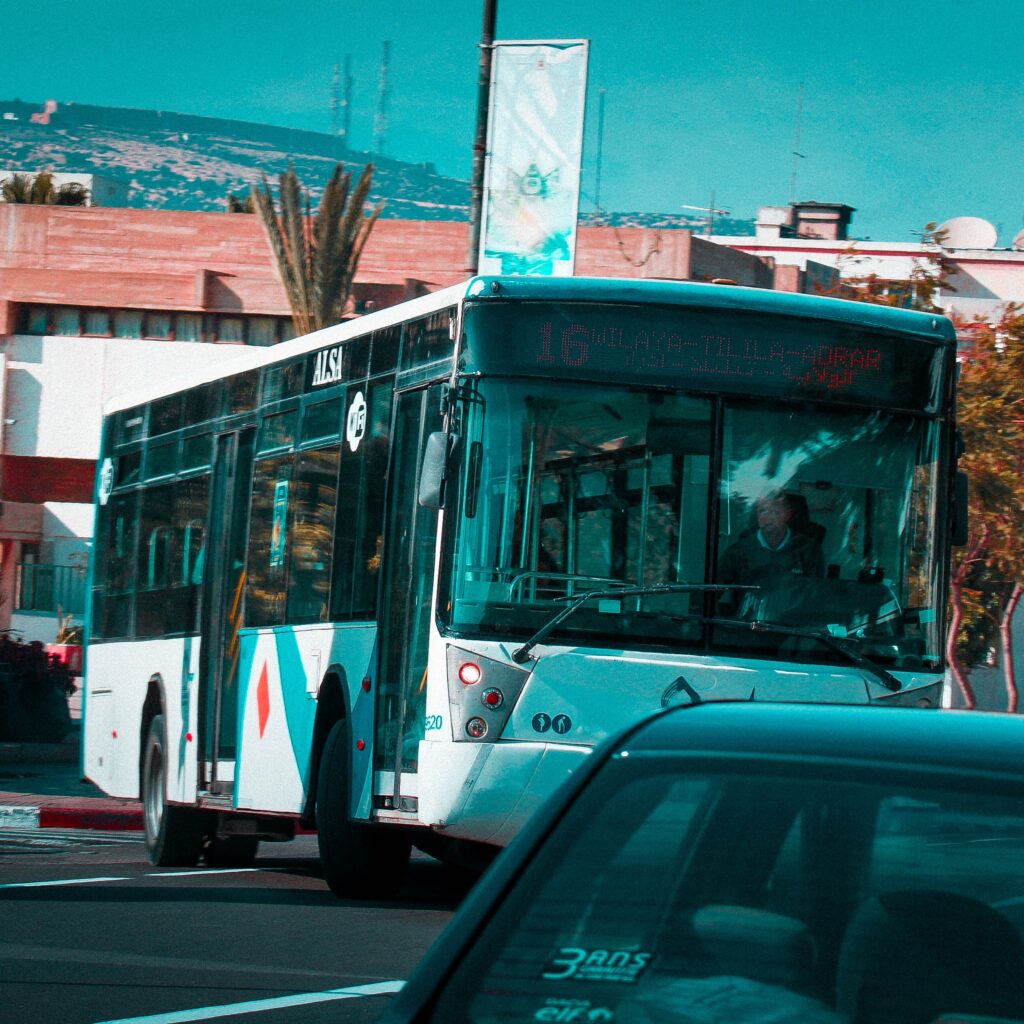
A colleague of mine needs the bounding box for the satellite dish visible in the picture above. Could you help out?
[1012,228,1024,252]
[937,216,998,249]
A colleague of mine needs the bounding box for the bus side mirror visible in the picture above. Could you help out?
[952,471,969,547]
[419,431,460,509]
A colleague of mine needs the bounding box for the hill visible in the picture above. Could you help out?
[0,98,755,233]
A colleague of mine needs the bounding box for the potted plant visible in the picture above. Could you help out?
[46,611,84,675]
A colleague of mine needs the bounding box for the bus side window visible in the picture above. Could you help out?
[182,519,205,585]
[331,379,393,620]
[286,447,340,624]
[91,491,138,640]
[246,454,293,627]
[147,526,172,588]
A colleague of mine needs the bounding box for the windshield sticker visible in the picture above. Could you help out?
[542,948,651,984]
[269,480,289,567]
[533,713,552,732]
[533,998,615,1021]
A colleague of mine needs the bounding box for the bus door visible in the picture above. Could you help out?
[374,383,445,812]
[198,428,254,795]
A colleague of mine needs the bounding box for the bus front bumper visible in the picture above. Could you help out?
[416,739,591,847]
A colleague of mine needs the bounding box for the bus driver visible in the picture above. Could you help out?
[718,489,824,615]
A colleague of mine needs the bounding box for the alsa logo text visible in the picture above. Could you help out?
[311,346,343,387]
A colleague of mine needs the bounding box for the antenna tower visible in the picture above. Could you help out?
[330,63,340,135]
[341,55,352,147]
[374,41,391,156]
[790,82,805,204]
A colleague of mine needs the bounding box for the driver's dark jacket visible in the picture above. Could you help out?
[718,528,825,592]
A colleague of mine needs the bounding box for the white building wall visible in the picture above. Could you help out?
[716,235,1024,323]
[2,334,252,459]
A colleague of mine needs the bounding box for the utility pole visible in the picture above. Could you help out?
[374,41,391,157]
[594,88,606,211]
[341,55,352,148]
[466,0,497,274]
[330,63,340,136]
[790,82,805,205]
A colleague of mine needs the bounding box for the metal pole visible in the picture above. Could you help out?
[466,0,497,275]
[594,87,605,211]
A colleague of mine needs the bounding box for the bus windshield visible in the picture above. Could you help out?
[441,378,944,671]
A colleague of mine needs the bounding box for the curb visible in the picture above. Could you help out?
[0,802,143,831]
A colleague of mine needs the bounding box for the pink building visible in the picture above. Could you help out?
[0,202,832,642]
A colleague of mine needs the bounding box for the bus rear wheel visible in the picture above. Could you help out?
[142,714,206,867]
[316,719,410,898]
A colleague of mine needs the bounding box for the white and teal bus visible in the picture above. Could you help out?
[83,277,961,896]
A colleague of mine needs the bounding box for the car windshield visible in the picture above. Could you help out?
[440,378,944,670]
[430,755,1024,1024]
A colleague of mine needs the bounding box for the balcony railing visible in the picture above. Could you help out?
[16,564,87,616]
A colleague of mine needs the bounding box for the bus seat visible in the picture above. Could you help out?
[671,905,817,991]
[835,890,1024,1024]
[785,492,826,545]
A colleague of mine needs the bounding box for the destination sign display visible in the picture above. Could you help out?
[461,302,946,412]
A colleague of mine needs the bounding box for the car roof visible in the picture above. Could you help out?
[621,703,1024,781]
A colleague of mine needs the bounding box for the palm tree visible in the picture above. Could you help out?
[1,171,89,206]
[226,191,254,213]
[252,162,382,335]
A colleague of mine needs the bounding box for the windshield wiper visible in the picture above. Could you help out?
[510,583,752,665]
[744,619,902,692]
[696,615,902,692]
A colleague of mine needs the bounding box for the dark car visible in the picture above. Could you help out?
[380,702,1024,1024]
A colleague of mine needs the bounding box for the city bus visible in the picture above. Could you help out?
[83,276,961,896]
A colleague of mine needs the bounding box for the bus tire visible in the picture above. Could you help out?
[142,714,205,867]
[204,834,259,868]
[316,719,411,898]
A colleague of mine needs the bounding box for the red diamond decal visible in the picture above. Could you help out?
[256,663,270,738]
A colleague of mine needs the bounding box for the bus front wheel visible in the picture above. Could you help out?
[142,714,206,867]
[316,719,410,898]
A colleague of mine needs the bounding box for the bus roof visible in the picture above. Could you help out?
[103,276,956,416]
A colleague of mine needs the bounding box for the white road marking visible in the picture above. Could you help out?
[152,868,261,878]
[90,980,405,1023]
[0,867,264,889]
[0,875,129,889]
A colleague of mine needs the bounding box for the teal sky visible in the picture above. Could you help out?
[2,0,1021,242]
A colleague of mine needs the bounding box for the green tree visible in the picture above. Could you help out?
[947,309,1024,707]
[834,227,1024,706]
[251,162,381,335]
[828,223,954,311]
[1,171,89,206]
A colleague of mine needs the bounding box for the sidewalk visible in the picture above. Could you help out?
[0,686,143,831]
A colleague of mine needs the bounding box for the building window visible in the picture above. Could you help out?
[114,311,143,338]
[26,307,50,334]
[217,317,245,343]
[56,307,81,336]
[83,310,112,336]
[175,314,203,342]
[144,313,172,340]
[248,317,277,347]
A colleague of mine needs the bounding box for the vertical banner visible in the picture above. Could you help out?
[479,40,589,277]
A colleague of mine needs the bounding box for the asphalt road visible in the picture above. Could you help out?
[0,830,472,1024]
